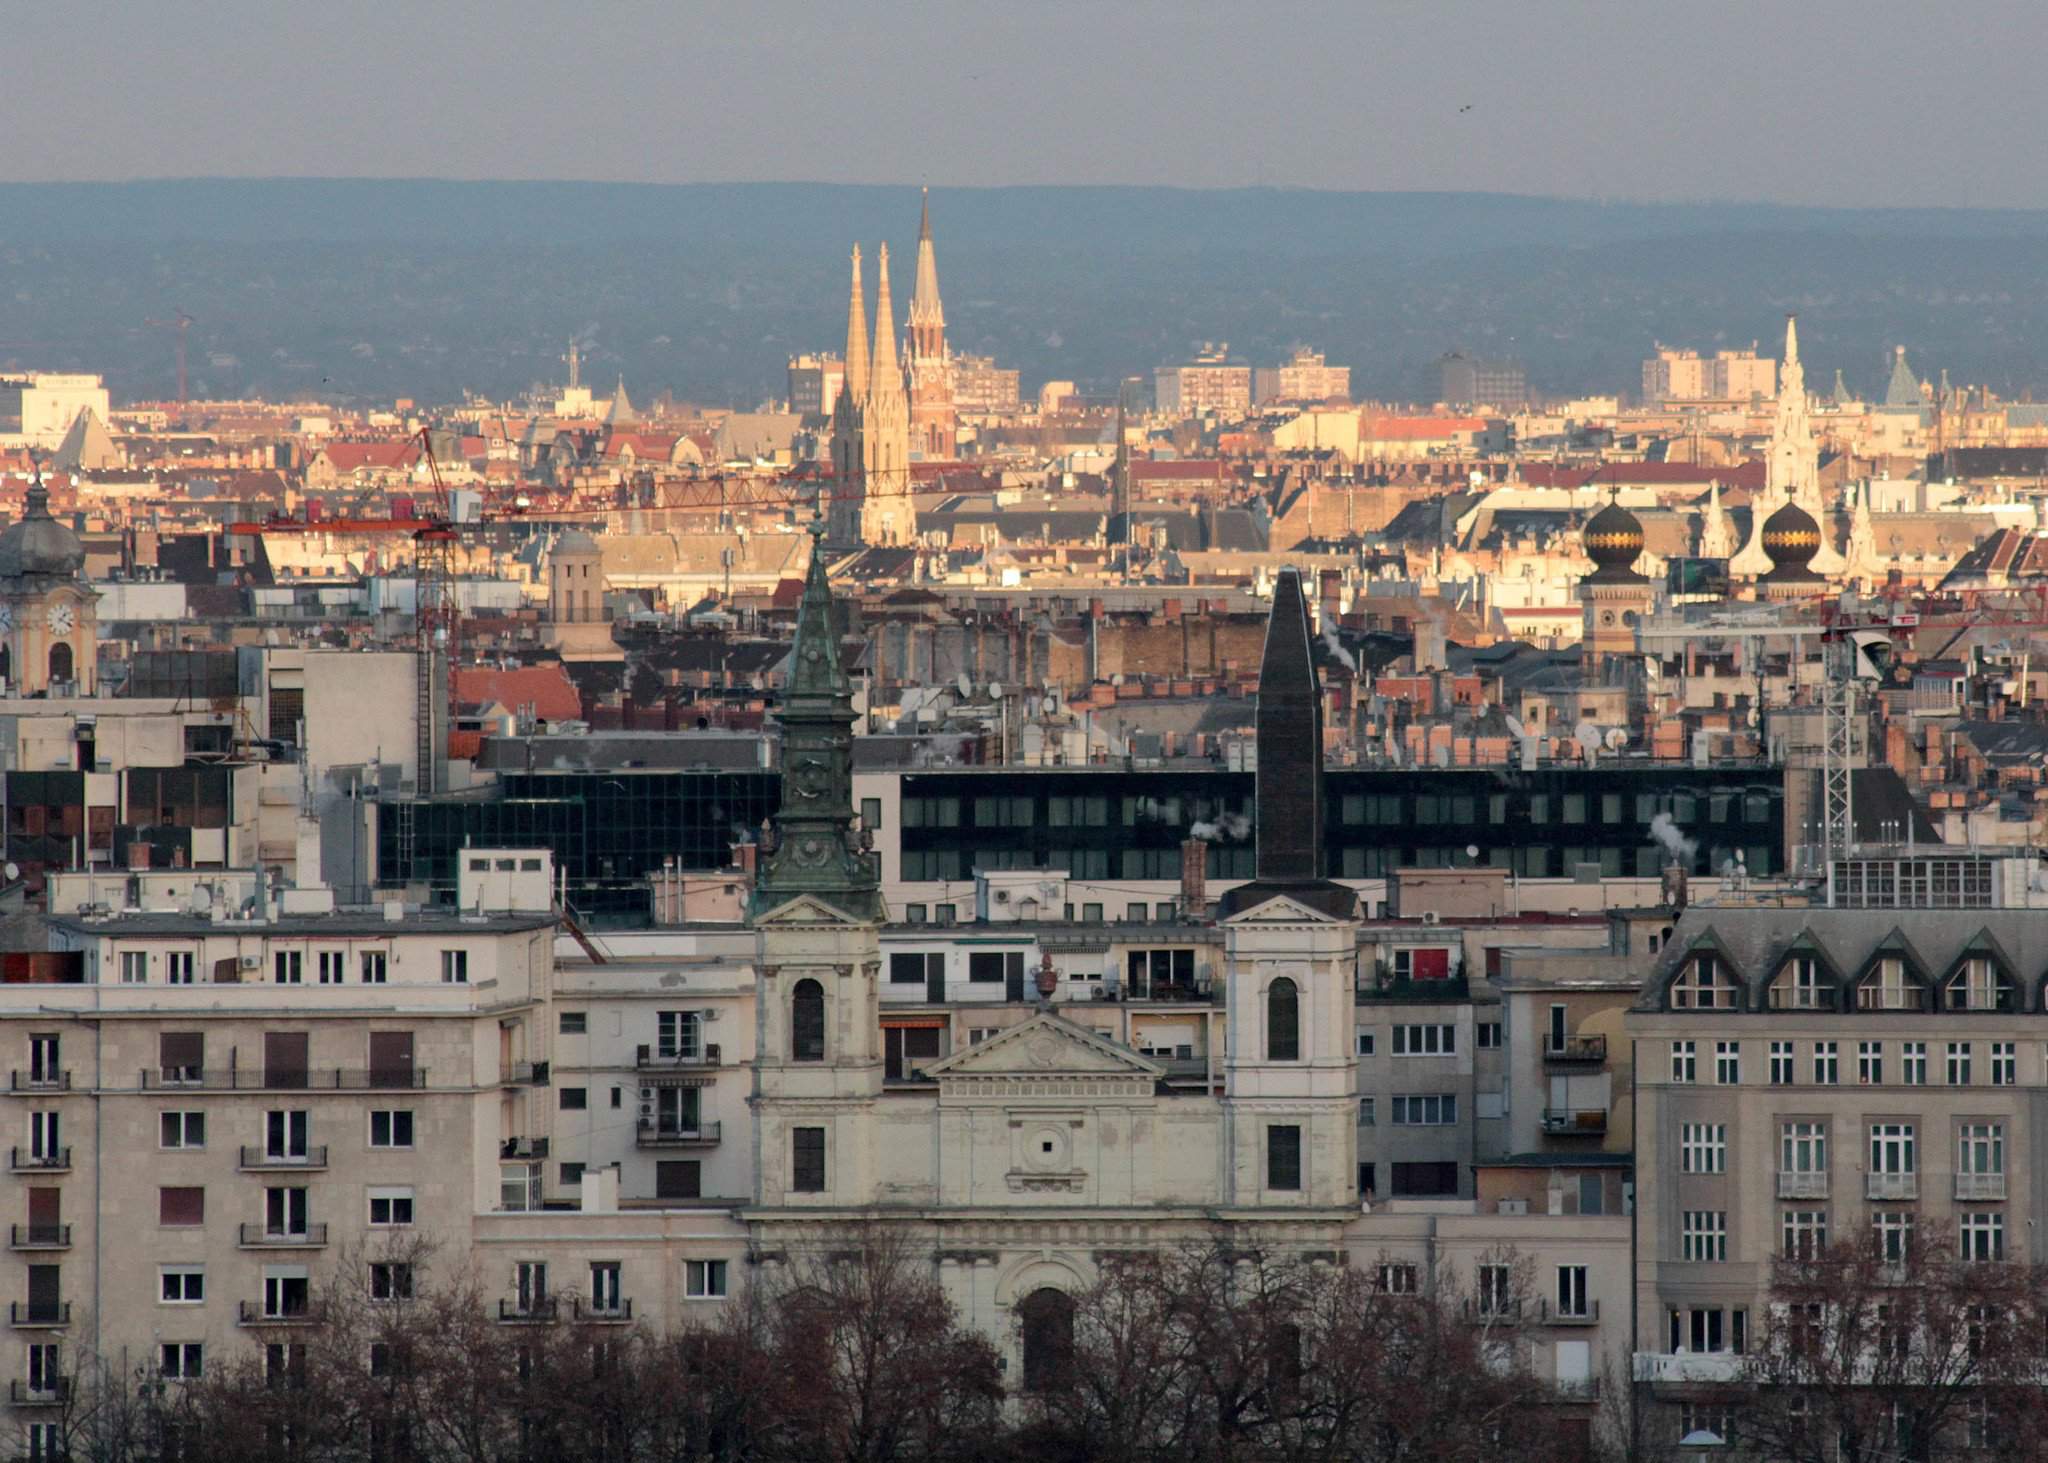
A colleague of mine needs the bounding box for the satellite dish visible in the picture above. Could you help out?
[1465,844,1480,860]
[1573,721,1604,755]
[2,863,17,882]
[989,682,1004,699]
[1042,696,1058,714]
[955,672,972,698]
[1503,714,1527,740]
[1604,727,1628,751]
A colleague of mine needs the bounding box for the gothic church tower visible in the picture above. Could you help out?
[906,189,956,460]
[826,247,870,547]
[860,245,917,547]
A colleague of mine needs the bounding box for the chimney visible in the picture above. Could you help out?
[1181,837,1209,919]
[1662,862,1690,913]
[731,843,758,877]
[1319,568,1342,622]
[126,842,152,873]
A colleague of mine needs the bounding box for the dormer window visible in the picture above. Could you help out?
[1944,958,2013,1013]
[1670,955,1738,1010]
[1769,957,1828,1011]
[1856,958,1923,1012]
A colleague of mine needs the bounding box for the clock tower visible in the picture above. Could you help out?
[0,480,96,696]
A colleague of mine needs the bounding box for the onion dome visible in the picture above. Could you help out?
[0,484,85,581]
[1582,497,1646,584]
[1760,499,1824,584]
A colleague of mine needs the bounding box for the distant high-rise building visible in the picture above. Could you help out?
[1254,347,1351,406]
[787,353,845,419]
[950,355,1021,414]
[1641,344,1777,404]
[1155,345,1252,418]
[1438,353,1527,410]
[905,190,956,459]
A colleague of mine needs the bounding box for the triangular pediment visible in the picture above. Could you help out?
[1220,891,1344,926]
[924,1012,1163,1080]
[750,892,875,928]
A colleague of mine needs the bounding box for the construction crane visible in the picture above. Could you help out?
[144,312,195,404]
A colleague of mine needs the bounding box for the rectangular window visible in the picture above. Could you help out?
[1555,1265,1589,1318]
[160,1266,204,1304]
[1947,1042,1973,1086]
[1377,1263,1418,1295]
[657,1011,703,1059]
[317,951,346,985]
[558,1011,586,1035]
[792,1127,826,1193]
[560,1087,588,1111]
[265,1110,308,1161]
[1680,1123,1727,1174]
[1991,1042,2016,1087]
[273,950,302,985]
[160,1031,203,1085]
[1875,1211,1916,1262]
[1356,1033,1375,1057]
[167,951,194,985]
[1670,1040,1696,1084]
[440,950,468,984]
[1392,1024,1456,1056]
[1961,1212,2004,1263]
[1782,1209,1828,1259]
[359,951,387,984]
[1959,1122,2005,1178]
[121,950,148,984]
[1900,1041,1927,1085]
[684,1259,728,1299]
[159,1187,204,1226]
[1813,1042,1838,1085]
[370,1262,414,1300]
[1476,1262,1513,1316]
[367,1187,415,1227]
[159,1111,205,1149]
[368,1110,414,1149]
[1769,1040,1794,1085]
[1267,1125,1302,1191]
[1870,1123,1916,1175]
[1358,1097,1375,1126]
[1390,1094,1458,1125]
[1859,1041,1883,1085]
[1681,1211,1728,1263]
[1781,1121,1827,1174]
[159,1342,203,1380]
[1476,1022,1501,1049]
[1715,1041,1740,1084]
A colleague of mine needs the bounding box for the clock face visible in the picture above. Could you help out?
[44,603,74,635]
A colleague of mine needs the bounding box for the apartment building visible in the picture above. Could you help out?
[1154,350,1252,419]
[1629,887,2048,1392]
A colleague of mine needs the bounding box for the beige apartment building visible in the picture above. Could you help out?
[1641,344,1777,404]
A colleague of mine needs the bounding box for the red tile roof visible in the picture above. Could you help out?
[318,441,421,472]
[453,663,582,722]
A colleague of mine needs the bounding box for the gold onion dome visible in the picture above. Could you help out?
[1582,497,1646,583]
[1760,499,1824,582]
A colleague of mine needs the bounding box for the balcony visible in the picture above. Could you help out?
[1539,1299,1600,1327]
[237,1224,329,1250]
[498,1297,558,1323]
[7,1226,70,1252]
[636,1119,722,1148]
[8,1303,68,1329]
[237,1300,316,1327]
[500,1137,549,1161]
[503,1061,550,1086]
[239,1146,329,1172]
[1633,1350,1742,1385]
[1540,1108,1608,1136]
[1866,1172,1918,1201]
[8,1149,68,1174]
[573,1298,633,1324]
[1955,1172,2007,1201]
[141,1067,426,1091]
[636,1044,720,1070]
[1776,1171,1829,1199]
[1458,1299,1521,1324]
[9,1072,68,1092]
[8,1379,68,1407]
[1542,1036,1607,1066]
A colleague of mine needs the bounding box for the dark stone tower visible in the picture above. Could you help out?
[1255,566,1324,882]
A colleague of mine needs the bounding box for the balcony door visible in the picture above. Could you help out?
[264,1033,309,1090]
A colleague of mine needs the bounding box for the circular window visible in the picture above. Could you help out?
[1027,1127,1070,1171]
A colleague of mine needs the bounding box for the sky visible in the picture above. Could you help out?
[5,0,2047,209]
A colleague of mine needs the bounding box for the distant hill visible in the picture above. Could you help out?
[4,179,2048,409]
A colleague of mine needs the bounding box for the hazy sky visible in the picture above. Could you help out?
[6,0,2046,208]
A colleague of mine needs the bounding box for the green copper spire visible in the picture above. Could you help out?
[752,518,882,920]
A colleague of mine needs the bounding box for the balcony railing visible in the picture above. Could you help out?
[237,1224,329,1249]
[1776,1171,1829,1199]
[1540,1108,1607,1136]
[1634,1351,1742,1385]
[8,1378,68,1406]
[1540,1299,1600,1326]
[573,1298,633,1323]
[636,1119,722,1148]
[143,1067,426,1091]
[8,1149,69,1174]
[636,1044,720,1069]
[8,1303,69,1328]
[498,1297,558,1323]
[1866,1172,1918,1201]
[1543,1035,1607,1065]
[7,1226,70,1251]
[237,1300,316,1327]
[1956,1172,2007,1201]
[503,1061,550,1086]
[9,1071,68,1092]
[239,1146,329,1171]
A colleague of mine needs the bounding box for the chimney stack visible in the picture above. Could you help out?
[126,842,152,873]
[1662,861,1689,913]
[1181,837,1209,919]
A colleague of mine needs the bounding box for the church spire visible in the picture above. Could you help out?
[1253,568,1324,883]
[842,245,870,403]
[908,188,945,350]
[869,243,903,398]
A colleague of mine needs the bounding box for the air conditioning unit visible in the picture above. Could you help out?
[701,1009,721,1023]
[238,956,261,970]
[1498,1198,1529,1215]
[1420,911,1441,927]
[994,890,1010,903]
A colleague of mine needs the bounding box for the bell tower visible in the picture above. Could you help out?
[0,478,97,696]
[750,519,884,1208]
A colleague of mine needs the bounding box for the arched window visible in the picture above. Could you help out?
[47,642,71,687]
[791,979,825,1062]
[1018,1288,1074,1392]
[1267,977,1300,1061]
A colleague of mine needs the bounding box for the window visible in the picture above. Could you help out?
[889,952,944,986]
[558,1011,586,1035]
[359,951,387,984]
[588,1261,622,1313]
[1680,1123,1727,1174]
[370,1262,414,1300]
[1857,958,1920,1010]
[1875,1211,1916,1263]
[1961,1212,2004,1263]
[1667,1306,1746,1355]
[159,1343,202,1380]
[560,1162,585,1188]
[1476,1022,1501,1049]
[265,1110,308,1160]
[160,1267,204,1304]
[1391,1161,1459,1197]
[1670,1040,1696,1084]
[1019,1287,1075,1391]
[167,951,194,985]
[29,1110,59,1161]
[1356,1032,1375,1057]
[317,950,346,985]
[440,950,468,984]
[1393,1024,1456,1056]
[561,1087,588,1111]
[1959,1122,2005,1181]
[1870,1123,1916,1177]
[27,1034,59,1085]
[656,1160,701,1199]
[1858,1041,1883,1085]
[367,1188,414,1227]
[791,980,825,1062]
[159,1111,205,1149]
[1555,1265,1589,1319]
[1781,1121,1827,1175]
[968,1028,999,1046]
[273,951,302,985]
[684,1260,728,1299]
[904,904,928,924]
[266,1186,309,1237]
[368,1110,414,1149]
[1812,1042,1838,1085]
[792,1127,826,1192]
[1902,1041,1927,1085]
[1991,1041,2016,1087]
[121,950,148,983]
[1391,1094,1458,1125]
[1714,1041,1740,1084]
[1946,957,2011,1011]
[1670,957,1737,1008]
[1477,1263,1514,1316]
[1769,1040,1793,1085]
[159,1187,204,1226]
[263,1269,310,1321]
[1267,979,1300,1062]
[1947,1042,1973,1086]
[1267,1125,1302,1191]
[1124,948,1195,995]
[1377,1263,1419,1295]
[1681,1211,1727,1263]
[1782,1210,1828,1259]
[1358,1097,1375,1126]
[1771,955,1826,1009]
